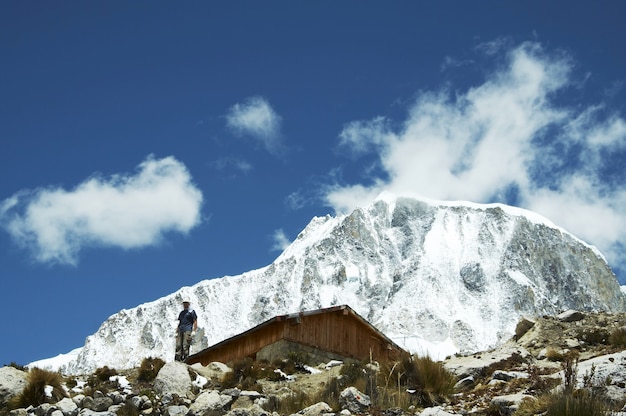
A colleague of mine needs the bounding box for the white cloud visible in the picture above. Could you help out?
[270,229,291,252]
[326,41,626,274]
[0,155,203,265]
[226,96,283,155]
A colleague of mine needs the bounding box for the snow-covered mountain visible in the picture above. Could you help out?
[34,193,625,375]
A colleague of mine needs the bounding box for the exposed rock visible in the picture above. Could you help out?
[164,405,189,416]
[490,393,534,415]
[339,387,370,413]
[230,395,254,409]
[443,344,530,378]
[557,309,585,322]
[33,403,54,416]
[514,317,536,340]
[188,390,234,416]
[492,370,529,381]
[297,402,333,416]
[0,366,28,405]
[575,350,626,389]
[76,409,117,416]
[191,362,232,383]
[154,362,193,398]
[225,404,269,416]
[453,375,474,391]
[72,394,85,407]
[88,395,113,412]
[56,397,79,416]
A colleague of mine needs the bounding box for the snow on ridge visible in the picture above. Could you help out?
[276,214,342,261]
[375,190,558,227]
[373,191,605,259]
[27,347,83,372]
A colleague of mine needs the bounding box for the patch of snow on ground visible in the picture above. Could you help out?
[110,375,132,394]
[325,360,343,369]
[304,365,322,374]
[274,368,296,381]
[193,374,208,388]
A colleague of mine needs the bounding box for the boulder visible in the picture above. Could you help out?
[443,345,530,378]
[297,402,333,416]
[339,386,370,414]
[154,362,193,398]
[188,390,234,416]
[0,366,28,405]
[515,317,536,340]
[56,397,79,416]
[574,350,626,390]
[191,361,232,382]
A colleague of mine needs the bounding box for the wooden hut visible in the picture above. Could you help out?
[186,305,405,366]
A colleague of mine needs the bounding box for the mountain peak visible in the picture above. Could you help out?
[31,195,624,375]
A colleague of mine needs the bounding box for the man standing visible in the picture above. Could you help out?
[175,300,198,362]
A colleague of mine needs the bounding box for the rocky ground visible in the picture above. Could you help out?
[2,310,626,416]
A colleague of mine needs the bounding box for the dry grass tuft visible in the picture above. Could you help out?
[137,357,166,382]
[8,367,67,409]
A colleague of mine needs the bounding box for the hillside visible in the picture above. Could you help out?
[4,311,626,415]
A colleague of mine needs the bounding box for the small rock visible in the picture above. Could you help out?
[557,310,585,322]
[298,402,333,416]
[563,338,581,348]
[90,396,114,412]
[491,393,534,415]
[128,395,143,410]
[231,395,254,409]
[492,370,529,381]
[33,403,54,416]
[164,405,189,416]
[454,375,474,390]
[418,406,456,415]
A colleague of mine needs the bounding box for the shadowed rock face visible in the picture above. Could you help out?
[52,196,623,375]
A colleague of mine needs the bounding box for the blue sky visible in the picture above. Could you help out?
[1,2,625,366]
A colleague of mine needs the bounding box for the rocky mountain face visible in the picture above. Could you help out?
[37,195,624,375]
